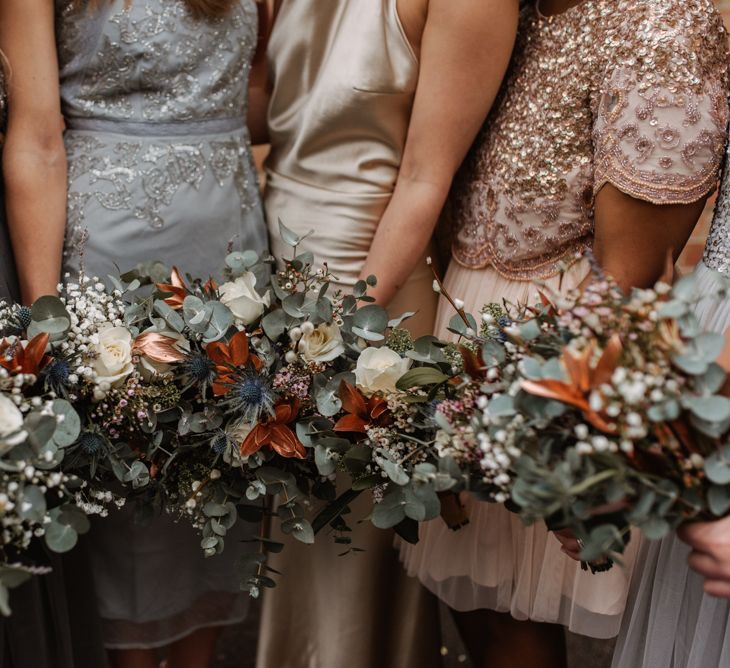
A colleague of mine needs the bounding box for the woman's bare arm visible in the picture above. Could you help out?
[0,0,66,303]
[591,184,706,293]
[247,0,273,145]
[360,0,519,306]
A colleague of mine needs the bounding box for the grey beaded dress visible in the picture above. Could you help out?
[612,144,730,667]
[55,0,267,648]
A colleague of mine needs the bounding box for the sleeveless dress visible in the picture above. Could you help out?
[398,0,729,640]
[56,0,268,648]
[256,2,441,667]
[611,149,730,668]
[0,53,107,668]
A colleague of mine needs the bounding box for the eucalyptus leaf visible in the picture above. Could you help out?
[52,400,81,448]
[657,299,689,319]
[44,520,78,553]
[372,489,406,529]
[281,517,315,544]
[705,449,730,485]
[520,319,541,341]
[638,516,671,541]
[352,305,389,338]
[278,219,305,248]
[396,367,450,391]
[708,484,730,516]
[682,395,730,423]
[17,485,46,523]
[153,300,185,332]
[226,250,260,272]
[381,459,409,486]
[388,312,417,329]
[314,444,336,476]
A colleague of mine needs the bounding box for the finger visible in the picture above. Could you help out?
[560,546,582,562]
[678,523,713,551]
[555,536,581,552]
[687,551,726,579]
[704,579,730,599]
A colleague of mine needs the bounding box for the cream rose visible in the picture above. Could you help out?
[219,273,271,326]
[0,395,24,440]
[298,323,345,363]
[92,325,134,387]
[354,346,411,394]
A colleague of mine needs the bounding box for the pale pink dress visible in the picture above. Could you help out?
[399,0,729,640]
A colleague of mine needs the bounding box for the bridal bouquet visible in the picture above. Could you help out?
[433,268,730,563]
[0,296,126,611]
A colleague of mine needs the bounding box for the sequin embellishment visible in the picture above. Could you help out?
[451,0,729,280]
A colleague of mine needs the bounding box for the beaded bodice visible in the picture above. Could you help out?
[451,0,729,280]
[55,0,258,126]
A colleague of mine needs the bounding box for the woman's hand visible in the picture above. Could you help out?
[678,517,730,598]
[553,529,582,561]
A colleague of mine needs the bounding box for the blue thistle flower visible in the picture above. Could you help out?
[15,306,32,331]
[78,432,105,455]
[180,353,216,385]
[496,316,512,343]
[211,431,229,455]
[43,358,72,395]
[225,371,276,423]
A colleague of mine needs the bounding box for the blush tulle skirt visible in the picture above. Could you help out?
[398,259,640,640]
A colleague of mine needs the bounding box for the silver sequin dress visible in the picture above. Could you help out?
[55,0,267,649]
[612,147,730,667]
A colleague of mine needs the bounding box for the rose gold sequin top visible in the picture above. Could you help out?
[451,0,729,280]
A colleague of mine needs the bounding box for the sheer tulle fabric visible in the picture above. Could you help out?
[398,259,640,639]
[612,262,730,667]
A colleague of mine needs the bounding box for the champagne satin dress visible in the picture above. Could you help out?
[257,2,441,667]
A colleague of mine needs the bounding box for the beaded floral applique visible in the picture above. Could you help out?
[451,0,729,279]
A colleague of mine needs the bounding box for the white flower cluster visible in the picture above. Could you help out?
[0,464,81,551]
[475,398,524,503]
[60,276,128,395]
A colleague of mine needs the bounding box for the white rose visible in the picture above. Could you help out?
[92,325,134,387]
[298,323,345,363]
[354,346,411,394]
[219,273,271,326]
[0,394,24,443]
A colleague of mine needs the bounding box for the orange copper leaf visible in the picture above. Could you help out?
[240,400,306,459]
[133,332,187,364]
[563,345,592,393]
[1,333,51,375]
[334,414,369,434]
[369,396,390,421]
[593,334,622,388]
[156,267,188,309]
[269,424,307,459]
[521,379,589,411]
[459,345,485,380]
[339,380,367,417]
